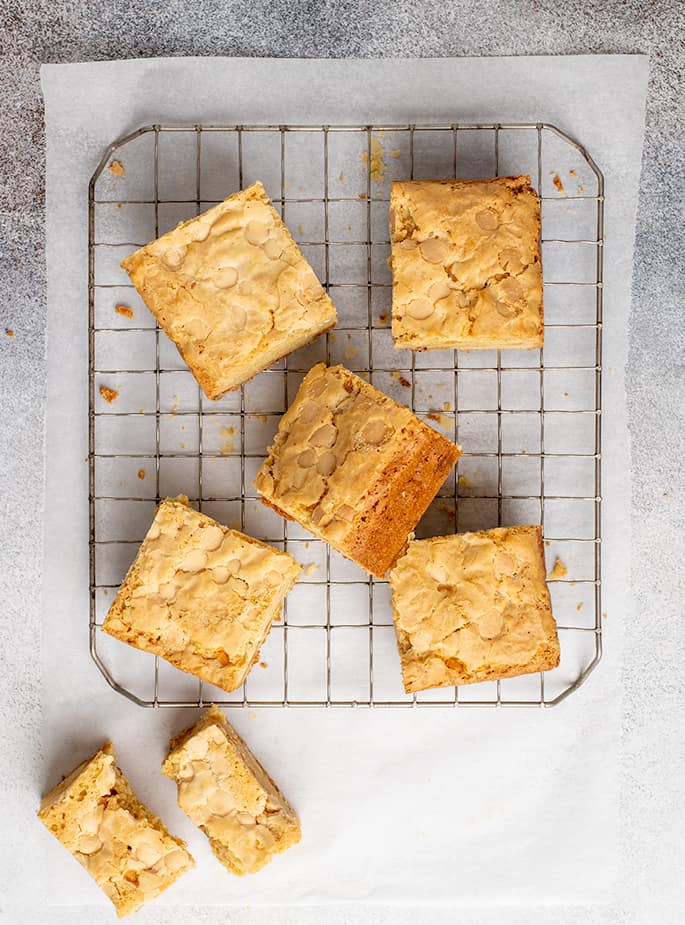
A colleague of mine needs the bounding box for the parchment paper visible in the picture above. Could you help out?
[40,55,648,910]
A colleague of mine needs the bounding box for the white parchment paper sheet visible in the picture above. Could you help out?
[40,55,648,909]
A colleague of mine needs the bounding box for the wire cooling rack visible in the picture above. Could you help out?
[88,122,604,709]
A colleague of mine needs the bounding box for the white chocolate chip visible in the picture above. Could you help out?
[227,305,247,331]
[183,316,211,341]
[211,566,230,584]
[398,238,418,251]
[185,734,209,760]
[161,245,187,270]
[336,504,355,523]
[207,788,235,816]
[500,277,524,302]
[147,523,161,541]
[475,208,498,231]
[135,842,163,867]
[77,833,103,855]
[499,247,524,274]
[405,298,435,320]
[177,764,195,781]
[198,525,224,551]
[262,238,283,261]
[179,549,208,573]
[137,870,162,895]
[79,806,104,834]
[164,849,190,873]
[419,237,449,264]
[478,611,504,639]
[245,220,269,246]
[428,280,452,302]
[316,451,337,477]
[361,419,389,445]
[495,301,516,319]
[159,581,177,601]
[297,448,316,468]
[309,423,337,447]
[192,219,213,243]
[215,266,239,289]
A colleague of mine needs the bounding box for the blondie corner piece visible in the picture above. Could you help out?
[254,363,461,578]
[390,176,543,351]
[103,496,300,692]
[389,526,560,692]
[162,705,301,876]
[121,181,337,399]
[38,743,194,918]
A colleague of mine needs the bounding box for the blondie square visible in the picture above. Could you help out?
[391,176,543,350]
[102,497,300,691]
[38,743,193,917]
[388,526,560,692]
[162,705,301,876]
[121,181,336,399]
[254,363,461,577]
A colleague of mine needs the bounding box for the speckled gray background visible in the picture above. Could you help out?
[1,2,683,924]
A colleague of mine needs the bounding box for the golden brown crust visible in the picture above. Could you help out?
[102,496,300,691]
[389,525,560,692]
[391,176,543,351]
[253,363,461,578]
[121,181,336,399]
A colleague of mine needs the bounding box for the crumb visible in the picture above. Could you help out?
[545,539,551,547]
[427,412,440,422]
[103,590,109,597]
[662,492,670,500]
[5,329,14,337]
[259,661,268,669]
[442,402,451,411]
[297,225,304,235]
[437,503,456,521]
[602,612,608,620]
[305,541,310,549]
[274,613,281,622]
[390,149,401,159]
[304,563,319,576]
[114,304,134,319]
[547,557,568,581]
[108,160,125,177]
[329,333,337,342]
[344,345,359,360]
[563,391,569,397]
[435,384,446,391]
[84,456,88,463]
[99,385,119,403]
[577,184,584,193]
[378,311,389,325]
[138,408,145,414]
[457,474,472,489]
[569,169,577,177]
[338,173,344,182]
[170,405,178,415]
[397,375,411,388]
[283,180,290,191]
[180,442,185,449]
[550,172,565,194]
[576,602,584,611]
[219,426,235,456]
[116,202,122,209]
[137,469,146,480]
[248,711,257,720]
[386,256,392,269]
[257,414,268,423]
[358,194,367,201]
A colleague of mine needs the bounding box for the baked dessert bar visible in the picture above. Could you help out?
[388,525,560,692]
[390,176,543,350]
[103,496,300,691]
[38,743,193,917]
[162,705,301,875]
[254,363,461,577]
[121,181,336,399]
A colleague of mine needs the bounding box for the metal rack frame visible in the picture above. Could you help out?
[88,122,604,709]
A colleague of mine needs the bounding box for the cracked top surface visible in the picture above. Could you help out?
[38,744,193,917]
[162,706,300,876]
[254,363,461,575]
[389,526,559,692]
[121,181,336,398]
[103,497,300,692]
[390,176,543,350]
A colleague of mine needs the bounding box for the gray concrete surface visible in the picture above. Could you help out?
[1,2,683,924]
